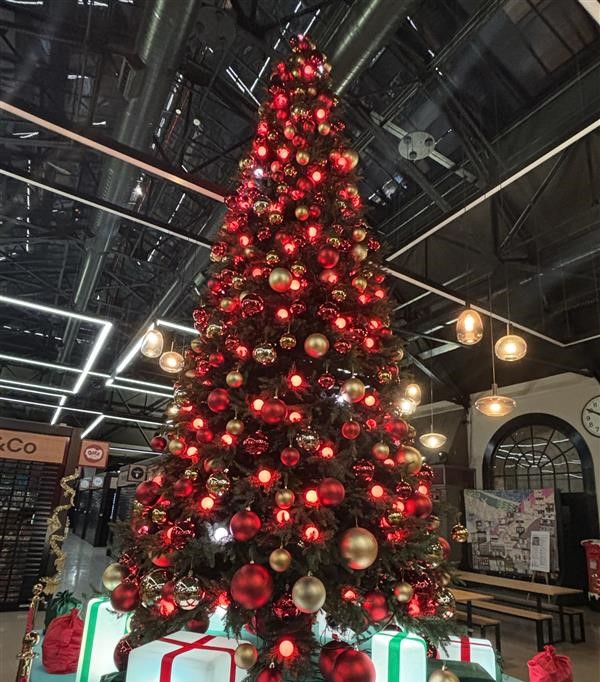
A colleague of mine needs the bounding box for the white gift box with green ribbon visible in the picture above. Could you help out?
[75,597,132,682]
[371,629,427,682]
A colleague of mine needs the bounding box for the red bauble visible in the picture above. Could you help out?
[244,431,269,455]
[438,536,451,560]
[135,480,160,506]
[406,493,432,519]
[186,614,209,633]
[319,640,351,681]
[280,446,300,466]
[362,591,390,622]
[318,478,345,506]
[256,670,283,682]
[230,564,273,609]
[207,388,230,412]
[110,581,139,612]
[230,510,261,540]
[173,478,194,497]
[341,421,361,440]
[113,635,133,671]
[150,435,167,451]
[332,649,375,682]
[318,246,340,269]
[261,397,287,424]
[318,372,336,390]
[384,418,409,440]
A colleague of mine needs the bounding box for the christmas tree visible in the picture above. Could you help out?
[110,36,455,682]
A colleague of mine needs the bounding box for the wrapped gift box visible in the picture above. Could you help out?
[206,606,260,646]
[125,631,248,682]
[313,611,356,645]
[75,597,132,682]
[437,635,497,680]
[371,629,427,682]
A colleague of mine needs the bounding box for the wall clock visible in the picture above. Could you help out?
[581,396,600,437]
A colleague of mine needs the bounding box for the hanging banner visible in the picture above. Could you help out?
[0,428,68,463]
[79,439,109,468]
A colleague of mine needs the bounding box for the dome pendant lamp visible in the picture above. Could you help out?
[419,382,447,450]
[495,269,527,361]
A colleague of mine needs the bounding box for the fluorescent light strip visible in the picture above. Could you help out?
[0,384,66,401]
[0,378,68,393]
[72,321,113,394]
[81,414,105,439]
[51,395,67,425]
[110,447,155,455]
[156,319,197,335]
[0,294,108,326]
[106,415,162,427]
[385,117,600,260]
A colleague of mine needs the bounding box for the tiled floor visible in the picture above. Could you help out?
[1,533,599,681]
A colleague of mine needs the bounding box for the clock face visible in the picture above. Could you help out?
[582,396,600,437]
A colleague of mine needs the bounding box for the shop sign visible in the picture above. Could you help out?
[79,439,109,469]
[0,428,68,463]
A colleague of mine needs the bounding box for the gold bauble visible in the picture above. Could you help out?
[429,667,460,682]
[351,243,369,262]
[226,418,245,435]
[275,488,295,509]
[253,343,277,365]
[219,297,236,312]
[206,323,223,338]
[140,569,171,607]
[269,210,283,225]
[343,149,359,169]
[393,581,414,604]
[339,527,378,570]
[269,548,292,573]
[206,472,231,497]
[341,378,366,403]
[132,500,145,515]
[253,199,269,215]
[184,468,198,480]
[102,563,127,592]
[283,164,297,178]
[152,508,167,524]
[451,523,469,543]
[239,156,252,170]
[290,262,306,276]
[371,441,390,460]
[283,125,296,139]
[190,337,203,352]
[279,332,297,350]
[428,515,441,531]
[397,445,423,474]
[331,287,346,302]
[327,236,341,248]
[344,183,359,197]
[296,149,310,166]
[304,332,329,358]
[378,369,393,384]
[318,122,331,135]
[226,370,244,388]
[352,276,368,292]
[386,511,404,527]
[425,541,444,567]
[292,576,326,613]
[269,267,293,292]
[234,643,258,670]
[294,205,310,221]
[174,575,203,610]
[265,250,280,265]
[232,275,244,289]
[352,226,367,242]
[168,439,185,455]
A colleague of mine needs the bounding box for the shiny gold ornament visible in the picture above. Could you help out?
[166,404,180,418]
[152,508,167,524]
[377,369,393,384]
[206,323,224,338]
[269,548,292,573]
[351,243,369,262]
[387,511,404,527]
[352,276,368,292]
[253,343,277,365]
[371,441,390,460]
[253,199,269,215]
[174,575,203,610]
[343,149,359,169]
[279,332,297,350]
[393,581,414,604]
[424,541,444,567]
[269,267,293,292]
[283,125,296,139]
[344,183,359,197]
[184,469,198,480]
[283,164,297,178]
[451,523,469,543]
[226,370,244,388]
[275,488,295,509]
[132,500,145,515]
[327,236,341,248]
[239,156,253,170]
[296,428,320,452]
[290,262,305,276]
[296,149,310,166]
[340,527,379,570]
[265,251,280,265]
[318,122,331,135]
[102,563,127,592]
[226,418,245,435]
[295,205,309,221]
[331,287,346,302]
[341,377,366,403]
[140,569,170,607]
[397,445,423,474]
[234,643,258,670]
[428,515,441,531]
[220,297,236,312]
[232,275,244,289]
[353,226,367,242]
[304,332,329,358]
[190,337,203,352]
[168,439,186,456]
[206,472,231,497]
[269,210,283,225]
[429,668,460,682]
[292,576,326,613]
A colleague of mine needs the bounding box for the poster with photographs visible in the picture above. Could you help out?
[464,488,559,575]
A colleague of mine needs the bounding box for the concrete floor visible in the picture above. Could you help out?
[1,533,599,681]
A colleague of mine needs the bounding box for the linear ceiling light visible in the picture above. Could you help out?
[81,414,105,439]
[156,319,198,335]
[51,395,67,425]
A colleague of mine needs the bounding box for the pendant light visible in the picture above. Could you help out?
[495,268,527,361]
[398,397,417,416]
[404,382,422,405]
[419,382,447,450]
[140,328,164,358]
[159,341,184,374]
[456,307,483,345]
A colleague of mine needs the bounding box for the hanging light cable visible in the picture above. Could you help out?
[419,381,447,450]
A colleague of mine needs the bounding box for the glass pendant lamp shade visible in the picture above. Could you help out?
[398,397,417,416]
[474,383,516,417]
[419,432,447,449]
[495,333,527,361]
[159,350,185,373]
[456,308,484,345]
[140,328,164,358]
[405,382,422,404]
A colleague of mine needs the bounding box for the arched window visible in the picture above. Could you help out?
[483,413,596,496]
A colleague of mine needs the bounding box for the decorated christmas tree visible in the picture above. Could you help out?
[110,36,456,682]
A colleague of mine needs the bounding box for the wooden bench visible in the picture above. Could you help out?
[472,600,553,651]
[456,610,502,652]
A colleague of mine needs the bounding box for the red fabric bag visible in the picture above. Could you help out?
[42,607,84,674]
[528,645,573,682]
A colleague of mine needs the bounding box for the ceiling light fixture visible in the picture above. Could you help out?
[405,382,422,404]
[419,381,447,450]
[398,397,417,416]
[456,307,484,345]
[159,350,185,374]
[140,328,164,358]
[495,331,527,362]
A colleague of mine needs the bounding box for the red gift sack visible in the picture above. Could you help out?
[528,645,573,682]
[42,607,84,674]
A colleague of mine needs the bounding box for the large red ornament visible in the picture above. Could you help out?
[256,670,283,682]
[318,246,340,268]
[362,591,390,622]
[207,388,230,412]
[135,480,160,506]
[110,582,139,612]
[113,636,133,671]
[150,435,167,451]
[230,510,262,540]
[332,649,375,682]
[406,493,432,519]
[261,397,287,424]
[319,640,351,681]
[230,564,273,609]
[318,478,345,506]
[341,421,361,440]
[280,446,300,466]
[173,478,194,498]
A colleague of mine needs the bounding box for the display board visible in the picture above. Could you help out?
[464,488,559,575]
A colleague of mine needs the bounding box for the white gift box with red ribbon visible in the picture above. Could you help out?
[125,632,248,682]
[437,635,497,679]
